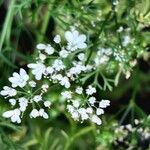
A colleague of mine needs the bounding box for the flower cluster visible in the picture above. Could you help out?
[1,68,51,123]
[61,85,110,125]
[1,27,111,124]
[112,117,150,149]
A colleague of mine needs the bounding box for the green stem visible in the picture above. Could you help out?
[0,0,16,51]
[37,1,53,43]
[64,126,94,150]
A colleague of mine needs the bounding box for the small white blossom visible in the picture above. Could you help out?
[53,35,61,43]
[3,109,21,123]
[88,97,96,105]
[75,86,83,94]
[72,100,80,108]
[28,63,46,80]
[36,44,54,55]
[67,105,74,113]
[9,99,16,106]
[41,84,49,92]
[46,66,54,74]
[30,109,39,118]
[59,76,70,88]
[39,109,49,119]
[78,53,85,61]
[122,35,130,46]
[71,111,79,120]
[61,91,72,99]
[44,101,51,107]
[96,108,104,115]
[59,48,69,58]
[117,26,123,32]
[91,115,102,125]
[33,95,42,103]
[39,53,46,62]
[65,29,87,51]
[99,100,110,108]
[78,108,89,120]
[52,59,65,71]
[0,86,17,97]
[86,85,96,95]
[9,68,29,88]
[95,55,109,65]
[86,107,93,114]
[19,97,28,111]
[29,81,36,87]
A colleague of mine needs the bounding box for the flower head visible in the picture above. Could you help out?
[3,109,21,123]
[9,68,29,88]
[65,29,87,51]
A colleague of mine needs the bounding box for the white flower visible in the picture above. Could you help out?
[0,86,17,97]
[72,100,80,108]
[39,109,49,119]
[30,109,39,118]
[59,76,70,88]
[59,48,69,58]
[122,35,130,46]
[67,105,74,113]
[44,101,51,107]
[45,45,55,55]
[3,109,21,123]
[95,53,109,65]
[52,59,65,71]
[53,35,61,43]
[96,108,104,115]
[86,107,93,114]
[46,66,54,74]
[9,68,29,88]
[78,108,89,120]
[99,100,110,108]
[75,86,83,94]
[9,99,16,106]
[39,53,46,61]
[86,85,96,95]
[29,80,36,87]
[61,91,72,99]
[65,29,87,51]
[68,62,86,76]
[19,97,28,112]
[28,63,46,80]
[88,97,96,105]
[91,115,102,125]
[41,84,49,92]
[33,95,42,103]
[71,111,79,120]
[51,74,63,81]
[36,43,54,55]
[78,53,85,61]
[117,26,123,32]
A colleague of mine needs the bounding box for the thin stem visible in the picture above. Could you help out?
[37,1,53,43]
[0,0,16,51]
[64,126,94,150]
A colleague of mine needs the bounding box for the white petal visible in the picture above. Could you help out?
[35,72,42,80]
[27,63,37,68]
[43,112,49,119]
[65,31,73,42]
[72,30,79,39]
[77,42,87,49]
[3,110,14,118]
[77,34,86,43]
[36,43,46,49]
